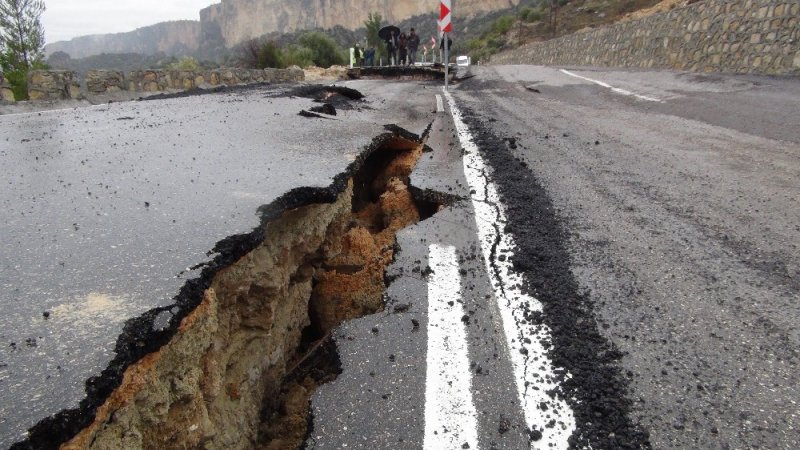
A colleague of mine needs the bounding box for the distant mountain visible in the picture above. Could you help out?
[45,0,519,59]
[45,21,200,59]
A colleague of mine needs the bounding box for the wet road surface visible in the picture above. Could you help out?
[0,82,429,447]
[310,67,800,449]
[3,66,799,449]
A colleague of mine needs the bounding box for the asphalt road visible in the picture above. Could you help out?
[0,82,428,448]
[443,66,800,448]
[311,67,799,449]
[2,66,798,449]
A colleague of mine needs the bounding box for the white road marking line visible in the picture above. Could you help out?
[444,89,576,450]
[424,244,479,450]
[436,94,444,112]
[560,68,662,102]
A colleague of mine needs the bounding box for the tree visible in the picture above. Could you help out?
[236,38,283,69]
[0,0,45,67]
[298,32,346,68]
[364,12,382,49]
[364,12,385,61]
[0,0,46,99]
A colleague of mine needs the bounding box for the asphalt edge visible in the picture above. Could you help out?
[455,103,652,449]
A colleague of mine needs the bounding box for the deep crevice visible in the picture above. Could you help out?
[12,119,447,450]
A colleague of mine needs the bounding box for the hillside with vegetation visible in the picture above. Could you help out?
[465,0,679,64]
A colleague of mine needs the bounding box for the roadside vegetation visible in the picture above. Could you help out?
[237,31,347,69]
[465,0,667,64]
[0,0,47,100]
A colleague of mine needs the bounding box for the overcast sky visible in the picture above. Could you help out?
[42,0,216,44]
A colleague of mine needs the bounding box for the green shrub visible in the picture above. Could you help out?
[298,32,347,68]
[467,38,485,52]
[0,51,47,100]
[519,7,544,22]
[490,16,515,36]
[257,41,283,68]
[167,56,200,71]
[282,45,314,68]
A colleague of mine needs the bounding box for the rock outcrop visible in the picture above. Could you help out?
[200,0,519,48]
[45,21,201,59]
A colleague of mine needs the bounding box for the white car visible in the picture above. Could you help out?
[456,55,471,67]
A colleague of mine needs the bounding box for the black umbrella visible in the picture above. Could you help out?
[378,25,401,41]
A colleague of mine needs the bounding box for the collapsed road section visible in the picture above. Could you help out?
[0,81,454,449]
[12,124,443,449]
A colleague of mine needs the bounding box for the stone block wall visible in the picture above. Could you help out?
[0,73,14,103]
[86,70,126,94]
[27,70,82,101]
[492,0,800,75]
[28,67,305,100]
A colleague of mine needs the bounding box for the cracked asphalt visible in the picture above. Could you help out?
[2,65,799,449]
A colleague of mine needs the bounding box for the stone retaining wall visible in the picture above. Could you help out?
[26,67,305,101]
[0,73,14,103]
[491,0,800,75]
[27,70,82,101]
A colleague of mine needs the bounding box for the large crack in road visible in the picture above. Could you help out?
[10,87,448,449]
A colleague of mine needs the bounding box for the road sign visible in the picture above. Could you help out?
[439,0,452,33]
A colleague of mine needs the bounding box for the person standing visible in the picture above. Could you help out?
[407,28,420,66]
[398,32,408,66]
[364,46,375,66]
[439,34,453,65]
[385,30,398,65]
[353,43,364,66]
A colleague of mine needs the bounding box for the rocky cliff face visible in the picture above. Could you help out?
[201,0,519,48]
[45,21,201,59]
[47,0,517,58]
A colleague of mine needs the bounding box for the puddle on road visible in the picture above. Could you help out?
[14,120,447,449]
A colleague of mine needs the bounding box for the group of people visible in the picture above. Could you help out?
[352,27,451,67]
[384,27,420,66]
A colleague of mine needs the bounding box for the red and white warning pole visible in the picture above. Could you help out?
[439,0,452,89]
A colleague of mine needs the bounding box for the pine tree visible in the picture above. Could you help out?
[0,0,46,99]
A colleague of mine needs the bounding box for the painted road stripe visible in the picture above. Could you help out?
[560,68,662,102]
[424,244,479,450]
[443,89,576,449]
[436,94,444,112]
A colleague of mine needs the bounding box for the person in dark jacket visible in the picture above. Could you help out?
[364,46,375,66]
[407,28,420,66]
[385,30,398,65]
[439,35,453,64]
[398,32,408,66]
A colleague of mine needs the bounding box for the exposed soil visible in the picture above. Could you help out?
[258,135,428,449]
[10,84,440,449]
[455,103,651,449]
